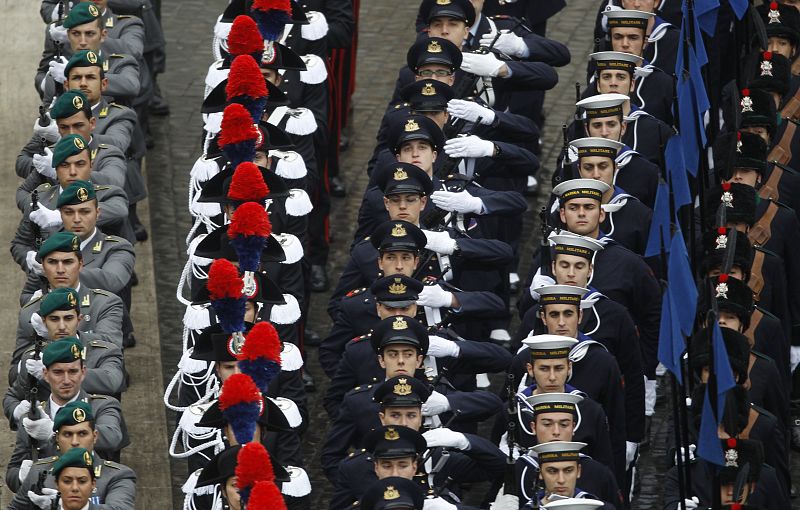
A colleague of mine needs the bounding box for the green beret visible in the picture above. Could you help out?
[42,337,84,367]
[52,134,89,168]
[40,287,80,317]
[50,90,89,120]
[58,180,96,208]
[37,231,81,260]
[53,401,94,431]
[52,447,94,480]
[63,2,102,29]
[64,50,104,78]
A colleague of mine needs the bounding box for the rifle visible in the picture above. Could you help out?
[574,82,584,136]
[53,0,65,98]
[27,334,46,461]
[504,373,520,497]
[31,190,43,250]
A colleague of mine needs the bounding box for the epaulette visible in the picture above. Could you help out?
[89,340,109,348]
[97,144,108,149]
[345,288,367,298]
[103,460,122,469]
[92,289,113,296]
[109,54,125,59]
[116,15,134,18]
[89,394,109,399]
[346,384,373,395]
[93,185,111,190]
[104,236,122,243]
[110,103,125,109]
[347,448,367,459]
[34,182,52,192]
[349,333,371,343]
[23,295,43,308]
[35,456,58,465]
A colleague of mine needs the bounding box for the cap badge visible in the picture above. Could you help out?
[72,407,86,423]
[736,140,742,154]
[70,343,81,359]
[724,447,739,467]
[83,450,92,466]
[715,282,729,299]
[404,119,420,132]
[394,168,408,180]
[384,486,400,500]
[769,3,781,24]
[436,0,452,4]
[388,279,407,295]
[228,333,245,356]
[427,40,442,53]
[88,4,99,17]
[760,59,773,77]
[715,234,727,250]
[392,317,409,330]
[262,41,277,65]
[86,51,98,64]
[71,235,80,251]
[77,187,89,202]
[384,427,400,441]
[393,378,412,395]
[421,83,436,96]
[721,190,734,208]
[391,223,407,237]
[74,137,85,150]
[67,292,77,307]
[72,96,84,110]
[740,96,753,113]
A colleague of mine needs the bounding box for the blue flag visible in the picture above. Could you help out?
[665,135,692,211]
[694,0,720,37]
[645,179,671,258]
[711,321,736,415]
[668,230,697,336]
[657,285,685,384]
[728,0,748,19]
[697,384,725,465]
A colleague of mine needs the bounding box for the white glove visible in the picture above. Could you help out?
[18,459,33,484]
[423,497,458,510]
[30,205,63,229]
[33,115,60,143]
[49,23,69,45]
[31,313,49,338]
[479,31,528,58]
[12,400,32,424]
[625,441,638,470]
[48,56,69,84]
[28,488,58,510]
[431,190,484,215]
[461,51,506,78]
[790,345,800,372]
[444,135,495,159]
[446,99,495,125]
[417,286,455,309]
[682,497,699,509]
[427,335,460,358]
[491,486,519,510]
[26,251,43,276]
[673,444,697,465]
[32,148,56,179]
[26,358,46,381]
[530,269,556,300]
[22,412,55,441]
[423,230,458,255]
[421,391,451,416]
[423,427,470,450]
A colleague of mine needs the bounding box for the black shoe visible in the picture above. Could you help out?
[640,415,652,450]
[123,333,137,349]
[133,223,149,242]
[330,176,347,197]
[149,96,170,116]
[302,371,316,393]
[791,418,800,452]
[305,329,322,347]
[310,264,329,292]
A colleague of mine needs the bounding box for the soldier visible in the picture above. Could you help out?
[10,402,135,509]
[14,232,125,362]
[5,287,126,425]
[598,5,679,74]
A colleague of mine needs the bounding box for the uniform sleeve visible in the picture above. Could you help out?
[16,135,45,179]
[83,345,127,397]
[319,306,357,378]
[437,433,506,484]
[519,32,570,67]
[91,150,128,189]
[610,307,646,442]
[114,17,146,59]
[449,290,507,318]
[99,466,138,510]
[443,389,504,423]
[500,62,559,91]
[7,464,40,510]
[78,242,135,294]
[323,0,355,49]
[15,309,38,364]
[93,113,135,153]
[321,395,358,483]
[105,56,141,100]
[5,427,33,493]
[93,398,128,453]
[2,360,29,426]
[10,214,38,271]
[465,184,528,217]
[453,238,514,265]
[16,173,50,212]
[96,189,130,231]
[441,338,512,375]
[632,259,662,377]
[322,352,360,418]
[328,258,369,319]
[89,294,125,347]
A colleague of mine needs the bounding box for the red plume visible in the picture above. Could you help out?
[719,273,729,283]
[227,55,268,101]
[207,259,244,300]
[763,51,773,60]
[218,373,261,410]
[236,442,276,490]
[218,103,259,147]
[771,1,779,9]
[240,322,282,363]
[228,202,272,238]
[227,15,264,56]
[247,481,286,510]
[252,0,291,9]
[741,88,750,97]
[717,227,727,235]
[228,162,270,201]
[726,437,737,448]
[721,182,731,191]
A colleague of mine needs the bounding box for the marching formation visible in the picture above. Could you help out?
[6,0,800,509]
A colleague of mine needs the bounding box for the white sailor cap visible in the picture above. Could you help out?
[602,8,654,30]
[576,93,629,117]
[537,285,589,306]
[521,334,578,359]
[589,51,643,72]
[525,392,584,416]
[552,178,611,202]
[549,234,605,259]
[531,441,587,463]
[543,499,605,510]
[570,137,624,159]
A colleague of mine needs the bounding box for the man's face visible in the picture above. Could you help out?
[44,360,86,403]
[253,151,271,168]
[378,251,419,277]
[61,201,99,239]
[724,168,760,188]
[718,311,744,332]
[559,198,605,236]
[374,457,418,480]
[532,412,575,442]
[415,64,455,86]
[427,17,470,47]
[720,481,753,505]
[379,406,423,430]
[527,358,571,392]
[224,476,242,510]
[578,156,615,188]
[57,111,95,140]
[540,461,580,500]
[768,36,795,60]
[216,361,240,383]
[376,302,418,320]
[621,0,657,11]
[56,421,97,451]
[56,151,92,186]
[597,70,634,95]
[708,266,745,280]
[56,467,95,510]
[397,140,437,174]
[739,126,770,145]
[384,193,427,224]
[244,301,258,323]
[67,67,106,104]
[586,116,626,141]
[45,309,82,339]
[552,254,592,287]
[42,252,83,289]
[540,303,581,337]
[68,20,106,52]
[378,344,423,378]
[610,27,645,55]
[260,68,282,87]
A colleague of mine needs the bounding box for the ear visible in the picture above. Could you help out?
[559,207,567,225]
[89,116,96,129]
[578,309,583,323]
[526,361,534,378]
[551,260,557,275]
[598,208,606,224]
[619,120,627,137]
[378,355,387,369]
[383,196,391,212]
[420,196,428,209]
[432,150,438,163]
[100,77,108,92]
[415,354,424,368]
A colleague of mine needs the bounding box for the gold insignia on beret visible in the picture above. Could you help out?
[71,235,80,251]
[384,427,400,441]
[70,343,81,359]
[72,96,84,110]
[422,83,436,96]
[404,119,420,132]
[72,407,86,423]
[392,317,408,331]
[87,51,98,64]
[88,4,99,16]
[721,190,734,208]
[427,40,442,53]
[83,450,92,466]
[77,187,89,202]
[436,0,452,4]
[388,279,407,295]
[74,137,85,150]
[394,377,412,395]
[67,292,77,308]
[394,168,409,180]
[391,223,407,237]
[384,486,400,500]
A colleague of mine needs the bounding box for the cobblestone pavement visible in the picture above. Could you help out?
[147,2,800,509]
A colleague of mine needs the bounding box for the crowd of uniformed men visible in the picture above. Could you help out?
[5,0,800,508]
